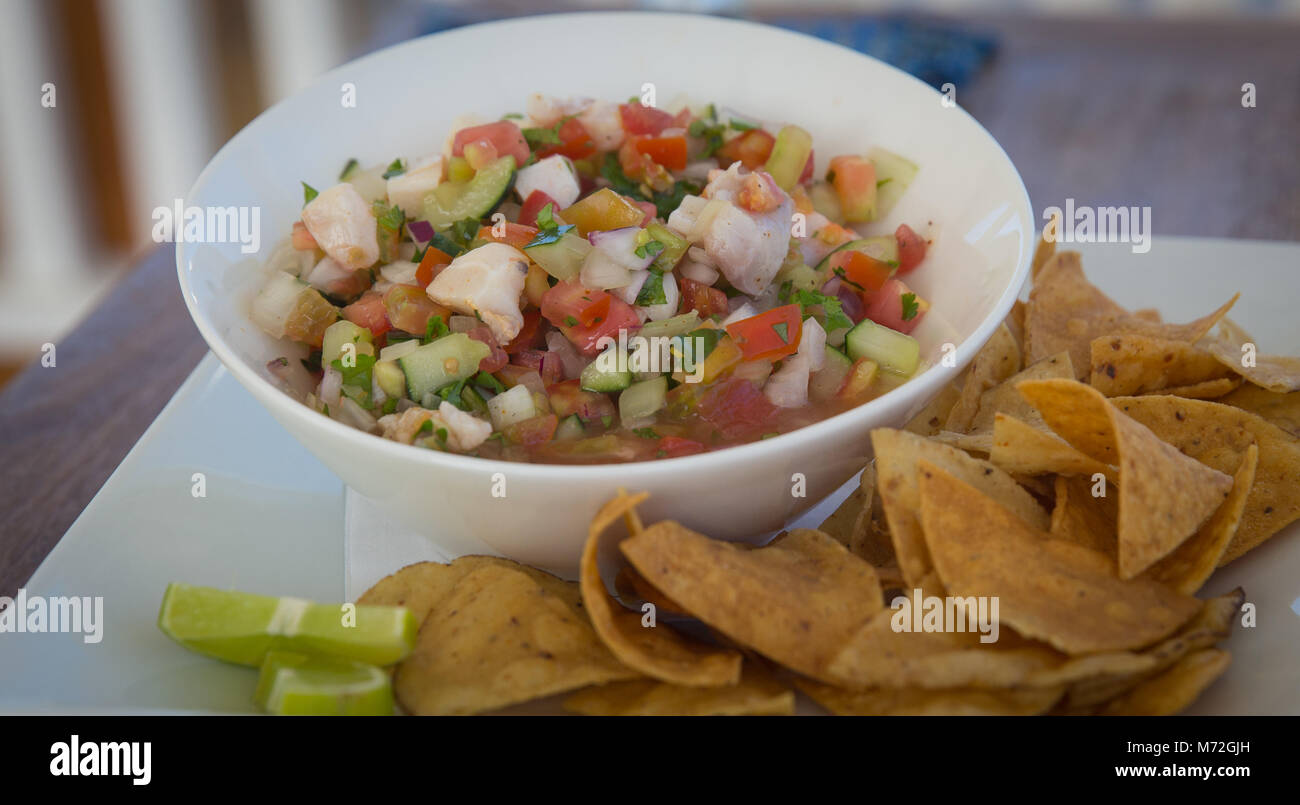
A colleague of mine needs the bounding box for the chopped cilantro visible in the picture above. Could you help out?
[634,240,665,259]
[435,427,449,446]
[772,321,790,343]
[416,419,434,436]
[338,158,359,181]
[901,292,919,321]
[632,427,660,439]
[424,315,450,343]
[729,118,758,132]
[876,178,892,188]
[381,398,398,415]
[448,218,481,250]
[474,371,505,393]
[374,201,405,233]
[330,354,376,406]
[790,287,854,333]
[521,115,574,151]
[635,269,667,306]
[382,158,406,179]
[525,202,575,248]
[564,315,579,327]
[301,181,318,206]
[427,229,465,258]
[601,415,613,428]
[502,112,523,120]
[833,267,866,293]
[437,378,469,409]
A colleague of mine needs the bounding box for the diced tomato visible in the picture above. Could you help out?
[864,278,928,335]
[830,250,895,296]
[618,103,675,136]
[541,280,640,355]
[547,379,616,422]
[724,304,803,362]
[512,349,562,386]
[657,435,705,458]
[341,291,391,337]
[465,324,509,373]
[477,222,538,251]
[678,277,729,319]
[799,148,815,185]
[505,309,544,353]
[694,378,779,441]
[291,221,317,251]
[519,190,559,227]
[716,129,775,170]
[503,413,558,447]
[451,121,529,166]
[633,135,688,171]
[895,223,927,274]
[827,155,877,222]
[383,285,448,335]
[415,245,453,288]
[536,117,596,160]
[633,200,657,226]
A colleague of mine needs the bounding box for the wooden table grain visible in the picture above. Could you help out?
[1,16,1297,596]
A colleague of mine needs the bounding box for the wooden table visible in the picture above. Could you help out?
[1,15,1297,597]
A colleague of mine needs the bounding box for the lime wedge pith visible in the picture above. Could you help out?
[157,583,417,667]
[255,652,394,716]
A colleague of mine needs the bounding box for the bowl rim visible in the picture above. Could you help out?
[176,10,1033,481]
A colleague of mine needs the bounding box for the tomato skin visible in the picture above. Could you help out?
[504,309,544,354]
[634,135,688,171]
[384,285,448,335]
[519,190,559,228]
[831,250,895,296]
[633,200,657,226]
[511,349,563,386]
[451,121,529,166]
[618,103,676,136]
[678,277,729,319]
[799,148,815,184]
[415,245,453,288]
[547,379,617,422]
[716,129,775,170]
[657,435,705,458]
[863,278,928,335]
[724,304,803,362]
[694,378,780,441]
[895,224,927,274]
[341,291,392,337]
[541,281,640,355]
[476,222,538,250]
[536,117,596,160]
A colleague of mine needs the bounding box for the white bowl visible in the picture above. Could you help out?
[178,12,1032,577]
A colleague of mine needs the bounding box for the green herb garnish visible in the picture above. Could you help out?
[424,315,450,343]
[339,158,359,180]
[772,321,790,343]
[901,292,919,321]
[634,240,665,259]
[789,287,854,333]
[635,269,667,307]
[564,315,579,327]
[526,203,576,248]
[302,182,318,206]
[382,158,406,179]
[633,427,660,439]
[329,354,376,407]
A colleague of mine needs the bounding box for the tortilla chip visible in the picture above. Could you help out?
[1089,334,1230,396]
[1147,377,1241,399]
[619,524,882,683]
[871,428,1049,587]
[1217,384,1300,437]
[1018,378,1234,578]
[1142,444,1258,594]
[904,381,963,437]
[614,566,688,618]
[1025,251,1238,377]
[1202,318,1300,392]
[945,324,1021,432]
[1005,300,1027,355]
[1063,589,1242,709]
[563,662,794,716]
[1133,308,1162,323]
[819,466,890,564]
[394,564,638,715]
[1031,211,1060,280]
[931,429,993,455]
[359,555,581,618]
[917,462,1200,653]
[1049,474,1119,560]
[797,678,1064,716]
[581,492,742,687]
[1097,649,1231,716]
[1111,396,1300,565]
[991,413,1115,481]
[968,351,1075,435]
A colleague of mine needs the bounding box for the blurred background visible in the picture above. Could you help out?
[1,0,1297,386]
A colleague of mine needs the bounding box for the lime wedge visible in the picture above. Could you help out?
[158,583,417,667]
[255,652,394,716]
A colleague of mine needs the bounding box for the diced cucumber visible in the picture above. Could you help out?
[422,155,515,227]
[675,327,722,375]
[845,319,919,376]
[808,181,842,222]
[374,360,406,400]
[322,320,374,366]
[619,375,667,422]
[808,346,853,402]
[644,223,688,272]
[554,414,585,440]
[397,333,490,401]
[638,311,700,341]
[526,230,591,281]
[779,262,825,294]
[867,147,918,220]
[459,385,489,416]
[814,236,899,276]
[580,346,632,392]
[487,384,536,430]
[378,338,420,363]
[764,125,812,191]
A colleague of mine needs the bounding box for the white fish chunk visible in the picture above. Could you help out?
[425,242,529,344]
[301,183,380,270]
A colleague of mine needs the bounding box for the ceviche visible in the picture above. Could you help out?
[251,94,932,464]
